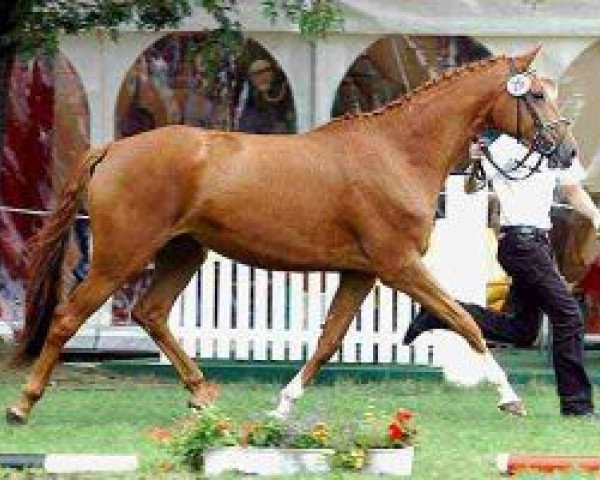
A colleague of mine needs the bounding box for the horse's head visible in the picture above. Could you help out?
[488,46,578,169]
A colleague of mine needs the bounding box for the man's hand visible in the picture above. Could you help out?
[469,142,484,160]
[561,184,600,232]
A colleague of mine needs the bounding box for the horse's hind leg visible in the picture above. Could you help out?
[131,235,216,408]
[7,270,120,423]
[271,272,375,419]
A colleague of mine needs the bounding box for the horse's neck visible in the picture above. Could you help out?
[377,65,506,180]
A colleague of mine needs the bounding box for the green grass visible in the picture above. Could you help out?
[1,364,600,479]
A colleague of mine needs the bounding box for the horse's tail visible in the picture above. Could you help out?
[11,146,110,366]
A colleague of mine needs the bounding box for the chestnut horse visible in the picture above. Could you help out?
[7,47,578,424]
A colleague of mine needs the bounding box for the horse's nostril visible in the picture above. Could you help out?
[571,149,577,159]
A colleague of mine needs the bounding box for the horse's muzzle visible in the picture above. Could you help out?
[548,143,577,170]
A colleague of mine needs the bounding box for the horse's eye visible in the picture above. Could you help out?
[530,91,545,100]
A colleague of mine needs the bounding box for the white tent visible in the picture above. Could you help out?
[62,0,600,188]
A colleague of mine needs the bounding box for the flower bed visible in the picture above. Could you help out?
[329,406,417,475]
[167,405,417,476]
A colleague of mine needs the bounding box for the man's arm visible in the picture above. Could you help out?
[561,183,600,230]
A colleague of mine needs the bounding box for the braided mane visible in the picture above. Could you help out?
[315,55,507,133]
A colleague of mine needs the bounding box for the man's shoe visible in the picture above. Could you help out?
[562,411,600,421]
[498,400,527,417]
[402,308,448,345]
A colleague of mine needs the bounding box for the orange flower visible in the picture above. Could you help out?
[156,459,174,472]
[146,427,173,444]
[240,421,259,447]
[388,421,404,441]
[216,419,231,434]
[395,408,414,422]
[311,422,329,443]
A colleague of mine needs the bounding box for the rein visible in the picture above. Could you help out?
[480,141,543,181]
[465,140,543,194]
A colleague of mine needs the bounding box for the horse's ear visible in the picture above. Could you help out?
[514,45,542,71]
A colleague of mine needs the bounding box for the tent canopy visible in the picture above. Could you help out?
[177,1,600,36]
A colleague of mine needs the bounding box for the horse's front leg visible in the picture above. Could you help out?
[436,331,526,415]
[378,255,525,416]
[270,272,375,419]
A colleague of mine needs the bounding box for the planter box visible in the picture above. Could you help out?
[364,446,415,476]
[203,446,334,476]
[203,446,414,476]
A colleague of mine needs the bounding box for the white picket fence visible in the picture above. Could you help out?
[163,176,489,368]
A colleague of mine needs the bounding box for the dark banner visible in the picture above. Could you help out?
[0,54,88,331]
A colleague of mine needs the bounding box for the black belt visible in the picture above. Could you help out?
[499,225,549,238]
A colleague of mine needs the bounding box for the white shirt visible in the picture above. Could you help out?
[482,133,586,230]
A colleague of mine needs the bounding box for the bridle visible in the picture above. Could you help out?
[471,60,572,185]
[509,60,571,167]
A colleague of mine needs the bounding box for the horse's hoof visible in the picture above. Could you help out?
[187,398,212,411]
[498,400,527,417]
[188,395,213,410]
[6,406,27,425]
[267,409,288,421]
[188,382,219,410]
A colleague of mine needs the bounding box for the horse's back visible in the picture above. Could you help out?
[85,125,368,271]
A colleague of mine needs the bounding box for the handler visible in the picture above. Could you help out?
[404,129,600,418]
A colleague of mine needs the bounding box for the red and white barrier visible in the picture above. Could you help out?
[497,453,600,475]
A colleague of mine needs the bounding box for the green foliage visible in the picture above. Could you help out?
[261,0,344,39]
[240,417,286,447]
[2,1,242,56]
[192,25,243,79]
[326,405,417,470]
[170,403,416,471]
[172,410,289,469]
[287,431,325,448]
[170,405,237,469]
[357,406,417,449]
[330,447,367,470]
[172,410,333,468]
[2,0,343,59]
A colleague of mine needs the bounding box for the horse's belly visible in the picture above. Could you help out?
[191,225,368,272]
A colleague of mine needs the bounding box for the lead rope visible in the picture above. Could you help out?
[479,140,543,182]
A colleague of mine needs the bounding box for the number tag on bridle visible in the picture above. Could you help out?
[506,74,532,97]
